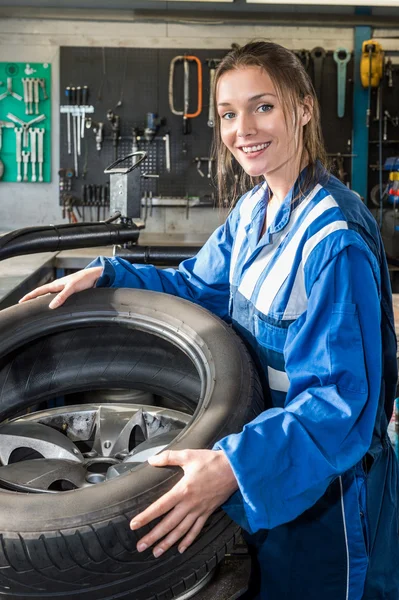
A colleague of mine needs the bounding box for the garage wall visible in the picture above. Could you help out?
[0,17,395,234]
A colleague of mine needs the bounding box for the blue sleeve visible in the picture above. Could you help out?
[214,245,382,532]
[86,216,236,321]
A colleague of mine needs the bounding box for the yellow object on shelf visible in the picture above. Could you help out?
[360,40,384,88]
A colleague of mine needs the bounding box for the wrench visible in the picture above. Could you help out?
[33,79,40,114]
[310,47,326,100]
[7,112,45,147]
[22,150,30,182]
[37,128,44,182]
[22,79,29,114]
[29,128,37,182]
[15,128,22,182]
[27,78,33,114]
[333,48,351,118]
[0,78,22,102]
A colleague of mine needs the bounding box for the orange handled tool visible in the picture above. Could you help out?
[169,55,202,134]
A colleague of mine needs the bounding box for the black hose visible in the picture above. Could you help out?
[116,246,201,265]
[0,222,140,262]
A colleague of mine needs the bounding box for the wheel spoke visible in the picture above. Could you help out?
[0,459,87,492]
[0,422,84,464]
[92,405,186,458]
[123,429,183,463]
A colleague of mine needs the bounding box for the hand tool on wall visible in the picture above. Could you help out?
[33,79,40,114]
[70,87,78,175]
[29,127,37,182]
[195,158,205,177]
[310,47,326,100]
[0,78,23,102]
[6,112,45,147]
[15,127,22,182]
[81,85,89,138]
[333,48,351,118]
[386,58,393,88]
[0,121,15,151]
[22,150,30,182]
[22,78,29,114]
[144,113,159,142]
[76,86,82,156]
[106,110,120,161]
[163,132,171,172]
[206,59,221,128]
[39,78,48,101]
[169,55,202,135]
[37,127,44,182]
[65,86,72,154]
[85,118,104,153]
[26,78,33,114]
[360,40,384,127]
[194,156,215,179]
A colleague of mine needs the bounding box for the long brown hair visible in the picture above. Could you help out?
[212,41,329,208]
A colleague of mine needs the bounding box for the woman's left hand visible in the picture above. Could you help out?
[130,449,238,558]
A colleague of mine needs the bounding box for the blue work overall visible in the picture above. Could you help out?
[90,166,399,600]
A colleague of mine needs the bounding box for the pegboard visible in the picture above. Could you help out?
[59,46,227,210]
[0,62,51,183]
[59,46,355,213]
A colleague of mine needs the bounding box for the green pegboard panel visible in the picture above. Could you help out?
[0,62,51,183]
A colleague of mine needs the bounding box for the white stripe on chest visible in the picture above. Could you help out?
[255,194,342,314]
[236,184,322,301]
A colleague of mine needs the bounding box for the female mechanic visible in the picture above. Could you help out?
[20,42,399,600]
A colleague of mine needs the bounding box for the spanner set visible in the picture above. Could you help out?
[0,61,50,183]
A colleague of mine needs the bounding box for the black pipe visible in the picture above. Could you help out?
[0,222,140,262]
[115,246,201,265]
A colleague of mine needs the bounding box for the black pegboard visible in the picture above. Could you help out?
[59,46,227,207]
[59,46,355,210]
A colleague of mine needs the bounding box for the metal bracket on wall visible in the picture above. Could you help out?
[104,151,147,222]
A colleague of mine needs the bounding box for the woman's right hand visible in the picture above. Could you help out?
[19,266,104,309]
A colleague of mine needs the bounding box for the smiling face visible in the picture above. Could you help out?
[216,66,309,182]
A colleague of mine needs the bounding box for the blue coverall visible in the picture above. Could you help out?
[89,167,399,599]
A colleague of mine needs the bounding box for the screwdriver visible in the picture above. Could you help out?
[65,86,71,154]
[76,86,82,156]
[81,86,89,139]
[70,87,78,176]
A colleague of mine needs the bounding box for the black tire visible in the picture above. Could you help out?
[0,289,263,600]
